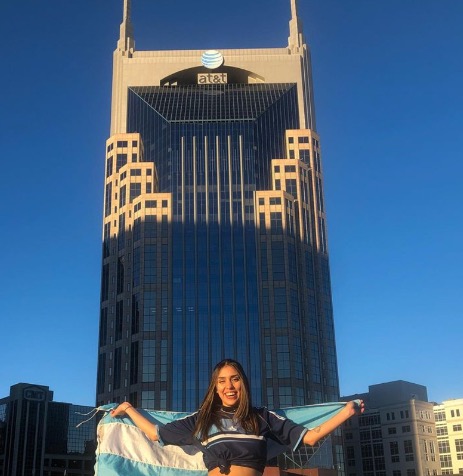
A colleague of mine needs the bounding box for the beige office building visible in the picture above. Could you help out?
[342,381,441,476]
[434,398,463,474]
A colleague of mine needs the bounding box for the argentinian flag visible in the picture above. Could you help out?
[94,402,349,475]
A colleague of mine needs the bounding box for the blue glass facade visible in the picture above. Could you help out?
[96,2,342,471]
[97,8,340,437]
[126,83,299,193]
[97,78,340,414]
[123,83,299,409]
[97,78,338,410]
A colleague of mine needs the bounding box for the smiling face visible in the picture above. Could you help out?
[216,365,242,407]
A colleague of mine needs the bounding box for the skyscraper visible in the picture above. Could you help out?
[97,0,340,422]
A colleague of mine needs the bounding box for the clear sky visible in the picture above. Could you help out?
[1,0,462,407]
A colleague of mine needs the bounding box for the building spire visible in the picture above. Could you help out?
[123,0,131,22]
[117,0,135,54]
[288,0,304,50]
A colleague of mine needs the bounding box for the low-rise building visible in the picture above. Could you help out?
[0,383,96,476]
[433,398,463,475]
[341,381,440,476]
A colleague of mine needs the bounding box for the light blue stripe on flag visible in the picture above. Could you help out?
[95,402,348,476]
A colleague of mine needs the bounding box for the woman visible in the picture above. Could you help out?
[111,359,364,476]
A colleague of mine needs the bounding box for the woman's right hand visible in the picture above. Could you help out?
[110,402,133,417]
[109,402,159,441]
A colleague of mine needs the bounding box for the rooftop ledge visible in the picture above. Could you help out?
[131,47,300,58]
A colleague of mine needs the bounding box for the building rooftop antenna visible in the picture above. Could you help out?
[118,0,135,54]
[288,0,305,50]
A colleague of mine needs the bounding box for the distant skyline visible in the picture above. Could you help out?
[1,0,462,406]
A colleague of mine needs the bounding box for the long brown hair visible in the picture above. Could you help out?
[193,359,258,440]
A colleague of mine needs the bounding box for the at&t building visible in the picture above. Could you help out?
[97,0,342,471]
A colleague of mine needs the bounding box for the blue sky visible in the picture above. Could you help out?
[1,0,462,407]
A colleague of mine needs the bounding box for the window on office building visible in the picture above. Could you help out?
[362,458,373,472]
[130,182,141,202]
[390,441,400,463]
[299,149,310,163]
[439,440,451,453]
[404,440,414,461]
[435,411,446,422]
[360,430,370,441]
[270,212,282,233]
[455,438,463,452]
[440,454,452,468]
[437,427,448,436]
[116,153,127,171]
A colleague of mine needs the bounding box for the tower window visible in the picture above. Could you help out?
[116,154,127,171]
[270,212,283,233]
[130,183,142,202]
[299,149,310,163]
[106,157,113,177]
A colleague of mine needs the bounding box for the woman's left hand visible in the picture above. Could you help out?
[348,399,365,415]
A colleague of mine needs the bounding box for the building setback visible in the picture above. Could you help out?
[0,383,96,476]
[341,381,441,476]
[97,0,339,434]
